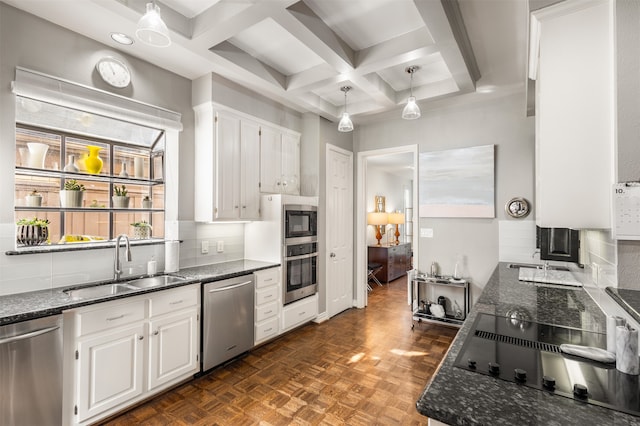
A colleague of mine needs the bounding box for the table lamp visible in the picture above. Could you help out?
[367,212,388,246]
[388,211,405,245]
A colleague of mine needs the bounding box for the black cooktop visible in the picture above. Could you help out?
[454,313,640,417]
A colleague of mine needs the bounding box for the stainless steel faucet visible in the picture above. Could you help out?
[114,234,132,280]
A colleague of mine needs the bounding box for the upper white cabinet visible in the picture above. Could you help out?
[530,0,614,228]
[194,105,261,221]
[260,126,300,195]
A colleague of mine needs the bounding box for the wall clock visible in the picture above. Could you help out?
[505,197,530,219]
[95,57,131,88]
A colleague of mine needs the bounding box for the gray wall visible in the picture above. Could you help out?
[355,92,534,299]
[616,0,640,287]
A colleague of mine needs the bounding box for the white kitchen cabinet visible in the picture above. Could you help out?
[194,105,261,221]
[260,126,300,195]
[254,267,281,345]
[63,284,200,426]
[282,294,318,332]
[530,0,614,228]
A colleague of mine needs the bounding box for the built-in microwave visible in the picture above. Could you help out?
[284,204,317,244]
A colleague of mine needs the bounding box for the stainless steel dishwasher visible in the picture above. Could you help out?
[1,315,63,426]
[202,275,254,371]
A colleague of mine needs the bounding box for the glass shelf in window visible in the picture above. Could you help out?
[16,127,61,170]
[67,137,111,176]
[114,146,149,179]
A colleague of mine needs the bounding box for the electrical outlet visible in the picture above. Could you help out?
[217,240,224,253]
[201,241,209,254]
[420,228,433,238]
[591,262,600,285]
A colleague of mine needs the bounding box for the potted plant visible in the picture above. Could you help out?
[142,195,152,209]
[25,189,43,207]
[16,217,49,246]
[112,184,130,208]
[60,179,85,208]
[131,220,152,239]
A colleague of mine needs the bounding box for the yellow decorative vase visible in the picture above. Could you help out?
[84,145,103,174]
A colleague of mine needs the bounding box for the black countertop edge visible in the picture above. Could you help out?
[415,263,639,426]
[605,287,640,324]
[5,238,178,255]
[0,259,279,327]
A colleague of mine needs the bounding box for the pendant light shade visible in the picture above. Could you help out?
[338,86,354,132]
[402,66,421,120]
[136,2,171,48]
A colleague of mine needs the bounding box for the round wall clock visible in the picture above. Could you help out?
[505,197,530,219]
[95,57,131,88]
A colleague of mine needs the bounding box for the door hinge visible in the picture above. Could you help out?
[75,349,79,360]
[74,405,78,415]
[259,129,262,136]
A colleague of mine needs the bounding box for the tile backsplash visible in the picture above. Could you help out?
[581,228,617,288]
[178,221,245,268]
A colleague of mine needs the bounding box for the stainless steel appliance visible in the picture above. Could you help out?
[202,275,254,371]
[1,315,63,426]
[454,313,640,417]
[284,241,318,305]
[284,204,317,244]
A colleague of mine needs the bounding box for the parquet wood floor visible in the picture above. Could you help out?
[101,276,457,425]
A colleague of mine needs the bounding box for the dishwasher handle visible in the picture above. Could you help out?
[0,325,60,345]
[208,280,253,293]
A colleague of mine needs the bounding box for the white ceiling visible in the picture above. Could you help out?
[3,0,527,125]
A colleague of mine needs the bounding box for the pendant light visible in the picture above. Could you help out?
[402,66,421,120]
[136,2,171,48]
[338,86,354,132]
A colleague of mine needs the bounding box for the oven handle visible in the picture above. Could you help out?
[285,252,318,261]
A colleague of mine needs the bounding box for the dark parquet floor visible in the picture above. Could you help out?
[101,276,458,425]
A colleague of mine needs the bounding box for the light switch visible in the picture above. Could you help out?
[420,228,433,238]
[201,240,209,254]
[217,240,224,253]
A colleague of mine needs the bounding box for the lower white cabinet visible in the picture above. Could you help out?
[63,284,200,425]
[282,294,318,332]
[254,267,281,345]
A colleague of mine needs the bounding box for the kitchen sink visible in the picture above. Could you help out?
[507,263,570,272]
[65,283,138,300]
[125,275,188,289]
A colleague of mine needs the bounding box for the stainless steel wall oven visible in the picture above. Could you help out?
[283,240,318,305]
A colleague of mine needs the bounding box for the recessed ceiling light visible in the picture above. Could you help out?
[110,33,134,45]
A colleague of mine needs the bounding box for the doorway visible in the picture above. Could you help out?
[355,145,418,308]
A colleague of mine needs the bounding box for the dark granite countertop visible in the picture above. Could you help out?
[416,262,639,425]
[0,259,279,326]
[605,287,640,325]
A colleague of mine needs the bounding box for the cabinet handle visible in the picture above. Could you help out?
[169,300,183,305]
[242,206,246,209]
[264,327,272,332]
[276,182,281,186]
[299,311,306,316]
[265,310,272,315]
[235,205,239,209]
[106,314,124,322]
[138,336,144,341]
[264,278,273,282]
[154,330,159,336]
[265,294,273,299]
[330,252,336,258]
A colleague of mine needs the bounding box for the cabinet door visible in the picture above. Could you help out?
[76,324,145,422]
[240,121,261,219]
[281,132,300,195]
[216,111,242,219]
[148,309,199,391]
[260,126,282,193]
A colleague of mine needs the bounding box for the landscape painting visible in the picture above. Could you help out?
[419,145,495,218]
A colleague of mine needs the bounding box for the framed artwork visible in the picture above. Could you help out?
[419,145,495,218]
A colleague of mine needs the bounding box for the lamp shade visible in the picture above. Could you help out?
[338,112,353,132]
[388,211,405,225]
[367,212,388,225]
[402,96,421,120]
[136,3,171,47]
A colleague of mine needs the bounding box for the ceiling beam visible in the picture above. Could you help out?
[209,41,286,89]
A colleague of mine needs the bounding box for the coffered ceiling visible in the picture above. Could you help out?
[4,0,527,124]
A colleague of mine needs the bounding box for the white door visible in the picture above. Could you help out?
[326,144,353,317]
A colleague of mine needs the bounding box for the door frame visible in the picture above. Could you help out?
[355,144,418,308]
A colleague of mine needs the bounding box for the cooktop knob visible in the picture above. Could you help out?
[488,362,500,375]
[573,384,588,399]
[542,375,556,390]
[468,359,477,369]
[514,368,527,382]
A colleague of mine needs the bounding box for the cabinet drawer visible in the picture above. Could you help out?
[255,316,279,343]
[255,300,278,322]
[150,285,199,318]
[77,299,145,336]
[255,268,280,289]
[256,285,279,305]
[282,295,318,331]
